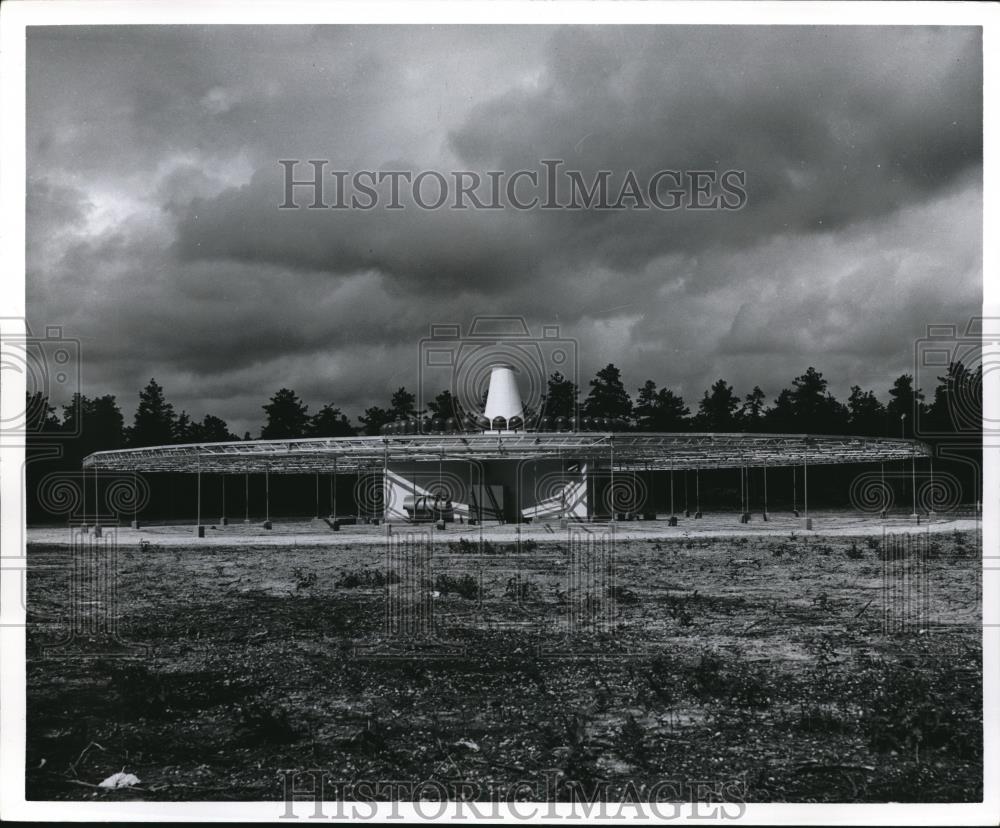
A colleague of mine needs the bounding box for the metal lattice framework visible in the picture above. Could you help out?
[82,432,931,474]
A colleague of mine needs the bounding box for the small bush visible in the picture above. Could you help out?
[239,698,299,744]
[434,573,480,600]
[504,576,537,602]
[846,542,863,560]
[689,652,772,709]
[292,567,318,590]
[609,584,640,605]
[336,569,399,589]
[863,662,982,761]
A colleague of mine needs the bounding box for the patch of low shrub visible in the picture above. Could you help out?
[434,572,481,600]
[335,569,399,589]
[688,651,773,709]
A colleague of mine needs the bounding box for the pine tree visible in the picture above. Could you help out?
[358,405,393,436]
[197,414,238,442]
[847,385,886,436]
[390,387,418,420]
[261,388,310,439]
[308,404,356,437]
[130,379,177,447]
[886,374,925,438]
[634,381,658,430]
[697,379,740,431]
[426,390,463,422]
[740,386,767,430]
[634,381,689,431]
[582,364,632,422]
[543,372,580,420]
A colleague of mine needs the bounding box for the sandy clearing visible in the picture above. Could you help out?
[27,510,980,547]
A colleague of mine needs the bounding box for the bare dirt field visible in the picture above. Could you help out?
[24,513,983,804]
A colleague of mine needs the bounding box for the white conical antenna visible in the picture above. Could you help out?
[483,364,524,427]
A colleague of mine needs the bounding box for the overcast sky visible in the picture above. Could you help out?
[27,25,982,436]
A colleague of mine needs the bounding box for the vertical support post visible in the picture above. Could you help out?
[928,455,935,517]
[792,465,798,517]
[762,461,768,521]
[668,461,676,525]
[264,464,271,529]
[745,463,751,522]
[381,440,389,526]
[801,457,811,530]
[695,468,702,519]
[220,473,228,526]
[683,469,690,517]
[559,451,567,525]
[93,466,101,536]
[81,466,87,530]
[738,463,745,523]
[879,461,887,520]
[910,453,918,520]
[533,460,538,523]
[315,472,320,520]
[609,438,615,523]
[195,453,204,537]
[132,471,139,529]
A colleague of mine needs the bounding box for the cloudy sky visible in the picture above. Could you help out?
[27,25,982,436]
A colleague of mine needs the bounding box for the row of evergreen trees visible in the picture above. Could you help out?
[26,361,981,458]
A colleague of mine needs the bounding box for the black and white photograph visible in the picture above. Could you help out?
[0,1,997,823]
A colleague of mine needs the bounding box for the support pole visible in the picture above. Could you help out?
[927,456,935,517]
[315,472,320,520]
[745,463,752,522]
[609,439,615,523]
[93,466,101,537]
[81,467,87,530]
[762,462,768,521]
[220,474,228,526]
[131,471,140,529]
[879,461,887,520]
[380,440,389,527]
[739,463,746,523]
[695,468,702,519]
[910,453,918,521]
[559,450,567,527]
[195,454,204,537]
[244,473,250,524]
[668,461,677,525]
[683,469,690,518]
[801,457,811,530]
[263,464,271,530]
[792,465,799,517]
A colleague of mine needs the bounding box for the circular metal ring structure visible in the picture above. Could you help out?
[83,432,931,474]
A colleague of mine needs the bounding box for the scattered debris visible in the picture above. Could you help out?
[98,771,141,789]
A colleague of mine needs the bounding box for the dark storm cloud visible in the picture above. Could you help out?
[26,25,982,435]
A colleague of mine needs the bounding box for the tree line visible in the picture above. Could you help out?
[25,361,980,462]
